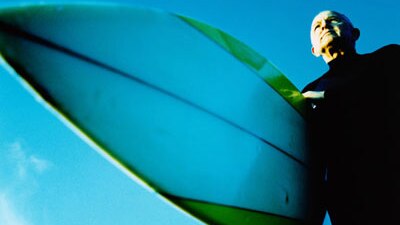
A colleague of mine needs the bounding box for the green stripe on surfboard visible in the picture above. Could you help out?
[178,16,305,115]
[171,197,306,225]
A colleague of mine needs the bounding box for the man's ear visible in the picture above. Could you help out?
[311,46,320,57]
[352,28,360,41]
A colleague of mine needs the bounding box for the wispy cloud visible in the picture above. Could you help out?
[0,140,54,225]
[0,193,31,225]
[7,141,52,180]
[29,155,50,174]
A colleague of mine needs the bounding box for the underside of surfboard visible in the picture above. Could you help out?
[0,3,323,225]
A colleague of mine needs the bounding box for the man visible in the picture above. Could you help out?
[303,11,400,225]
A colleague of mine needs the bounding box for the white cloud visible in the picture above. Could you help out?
[0,140,51,225]
[0,193,31,225]
[7,141,52,180]
[9,142,28,179]
[29,155,50,174]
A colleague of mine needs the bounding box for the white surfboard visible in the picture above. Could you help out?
[0,3,322,225]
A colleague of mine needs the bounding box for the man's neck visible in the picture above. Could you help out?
[322,46,357,64]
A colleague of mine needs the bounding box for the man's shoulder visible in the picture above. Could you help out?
[361,44,399,84]
[369,44,400,57]
[302,76,324,93]
[378,44,400,51]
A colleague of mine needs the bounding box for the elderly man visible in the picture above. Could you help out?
[303,10,400,225]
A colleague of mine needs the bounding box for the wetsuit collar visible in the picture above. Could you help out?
[328,52,360,70]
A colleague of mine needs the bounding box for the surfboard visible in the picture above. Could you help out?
[0,58,205,225]
[0,3,322,225]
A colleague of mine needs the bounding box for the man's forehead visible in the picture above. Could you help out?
[312,11,344,25]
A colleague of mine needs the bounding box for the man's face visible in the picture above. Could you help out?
[310,11,355,56]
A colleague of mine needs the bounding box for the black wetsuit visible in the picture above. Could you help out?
[303,44,400,225]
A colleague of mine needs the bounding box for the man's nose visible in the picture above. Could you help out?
[320,20,331,30]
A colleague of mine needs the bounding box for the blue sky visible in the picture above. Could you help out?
[0,1,398,225]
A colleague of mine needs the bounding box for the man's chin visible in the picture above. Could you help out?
[320,38,343,52]
[320,35,336,47]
